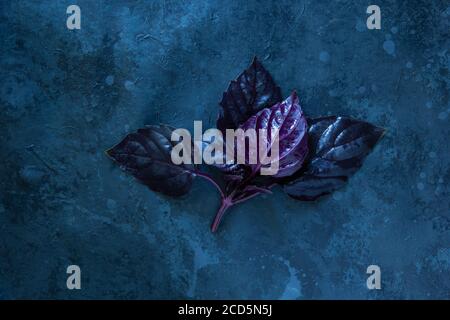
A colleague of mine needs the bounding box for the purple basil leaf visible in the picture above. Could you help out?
[217,57,282,132]
[106,124,195,197]
[239,92,309,178]
[283,116,385,201]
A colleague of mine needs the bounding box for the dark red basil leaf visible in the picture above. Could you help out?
[106,124,195,197]
[240,92,309,178]
[217,57,282,132]
[283,116,385,200]
[199,135,249,180]
[219,164,250,180]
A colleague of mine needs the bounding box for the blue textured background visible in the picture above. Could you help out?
[1,0,449,299]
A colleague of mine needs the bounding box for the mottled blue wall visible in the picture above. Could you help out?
[0,0,449,299]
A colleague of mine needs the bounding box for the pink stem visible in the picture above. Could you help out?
[211,198,233,233]
[195,171,225,199]
[195,170,276,232]
[232,192,263,205]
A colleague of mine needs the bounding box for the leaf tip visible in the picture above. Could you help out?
[288,91,299,105]
[291,90,298,99]
[104,147,115,159]
[374,126,387,142]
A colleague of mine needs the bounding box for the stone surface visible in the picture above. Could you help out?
[0,0,449,299]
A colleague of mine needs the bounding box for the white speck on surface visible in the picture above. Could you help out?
[443,7,450,17]
[280,258,302,300]
[383,40,396,56]
[19,166,46,185]
[420,172,426,179]
[426,101,433,109]
[105,75,114,86]
[186,239,219,298]
[332,192,343,201]
[391,26,399,34]
[356,19,366,32]
[358,86,366,94]
[124,80,135,91]
[406,61,413,69]
[106,199,117,211]
[429,151,437,158]
[319,51,330,63]
[85,114,93,122]
[328,89,338,97]
[438,111,448,120]
[417,182,425,191]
